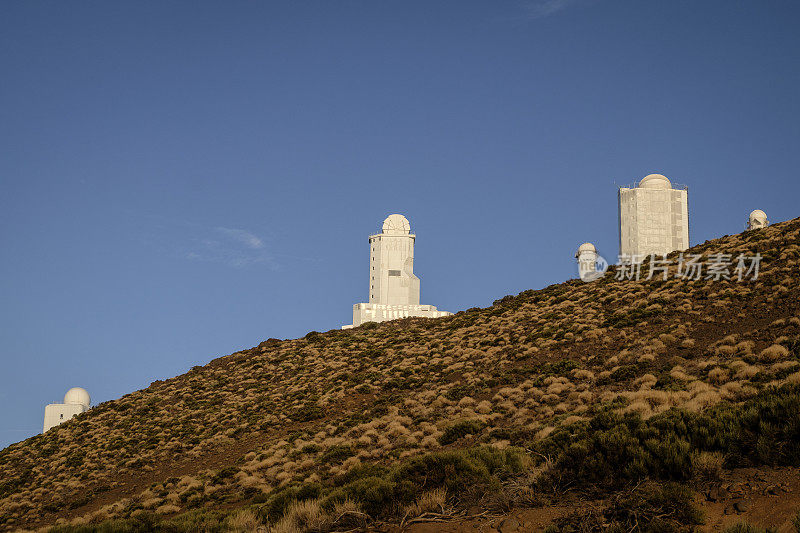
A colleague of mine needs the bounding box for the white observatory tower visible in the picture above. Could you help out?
[575,242,599,281]
[43,387,91,433]
[746,209,769,230]
[343,214,452,328]
[618,174,689,261]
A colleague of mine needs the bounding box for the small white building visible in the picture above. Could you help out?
[43,387,91,433]
[618,174,689,261]
[575,242,599,281]
[746,209,769,230]
[343,214,451,328]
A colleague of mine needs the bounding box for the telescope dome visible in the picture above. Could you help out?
[382,214,411,235]
[63,387,90,408]
[638,174,671,189]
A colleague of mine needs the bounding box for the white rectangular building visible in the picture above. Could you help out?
[618,174,689,260]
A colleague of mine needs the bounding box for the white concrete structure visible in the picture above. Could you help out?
[43,388,91,433]
[747,209,769,230]
[343,214,451,328]
[576,242,599,281]
[618,174,689,261]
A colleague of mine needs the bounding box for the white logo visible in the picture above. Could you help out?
[579,253,609,283]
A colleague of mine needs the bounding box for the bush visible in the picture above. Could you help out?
[292,402,325,422]
[210,466,238,485]
[319,445,354,464]
[259,483,323,522]
[438,419,486,445]
[551,482,703,532]
[691,451,724,480]
[606,482,703,531]
[48,512,160,533]
[444,385,472,401]
[534,384,800,489]
[322,476,395,516]
[759,344,790,362]
[246,446,526,523]
[160,509,230,532]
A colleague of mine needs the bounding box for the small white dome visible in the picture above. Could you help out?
[638,174,672,189]
[63,387,90,407]
[382,214,411,235]
[749,209,767,220]
[577,242,596,253]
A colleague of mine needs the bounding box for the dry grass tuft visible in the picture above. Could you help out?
[759,344,790,362]
[404,488,448,518]
[692,451,724,480]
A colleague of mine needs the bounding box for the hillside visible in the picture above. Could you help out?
[2,217,800,532]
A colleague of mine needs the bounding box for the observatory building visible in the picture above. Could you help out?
[343,214,451,329]
[43,387,91,433]
[747,209,769,230]
[575,242,599,281]
[618,174,689,261]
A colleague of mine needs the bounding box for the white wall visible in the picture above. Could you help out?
[619,186,689,259]
[369,233,420,306]
[43,403,87,433]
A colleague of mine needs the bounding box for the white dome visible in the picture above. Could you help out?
[382,214,411,235]
[638,174,672,189]
[63,387,90,407]
[749,209,767,220]
[577,242,596,253]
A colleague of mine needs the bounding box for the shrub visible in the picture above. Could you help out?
[160,509,231,532]
[258,446,526,522]
[322,476,395,516]
[403,488,447,518]
[319,445,354,464]
[597,364,641,385]
[759,345,790,362]
[48,511,161,533]
[602,307,658,329]
[329,446,524,516]
[259,483,323,522]
[444,385,472,401]
[691,451,724,480]
[272,498,331,532]
[391,451,485,494]
[533,384,800,489]
[605,482,704,531]
[438,419,486,445]
[292,402,325,422]
[225,508,260,532]
[210,466,238,485]
[552,482,703,532]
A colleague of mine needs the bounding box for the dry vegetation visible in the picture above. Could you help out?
[1,218,800,532]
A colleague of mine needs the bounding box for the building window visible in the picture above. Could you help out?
[389,270,401,276]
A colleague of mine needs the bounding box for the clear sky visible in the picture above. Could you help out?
[2,1,799,449]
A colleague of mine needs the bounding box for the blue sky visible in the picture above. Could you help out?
[1,1,799,448]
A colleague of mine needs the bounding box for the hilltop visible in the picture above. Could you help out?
[2,218,800,532]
